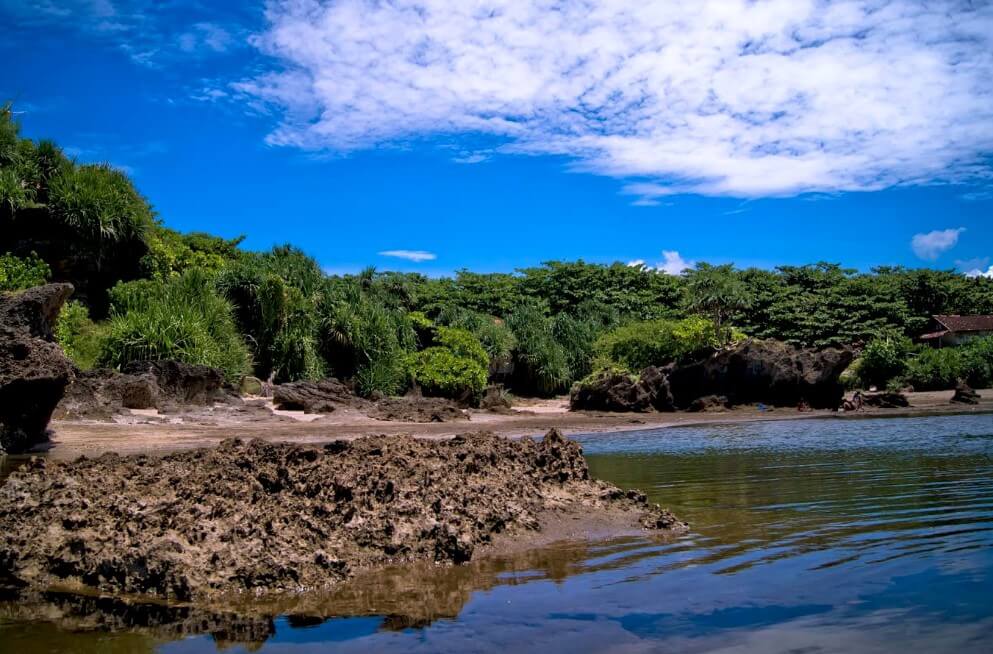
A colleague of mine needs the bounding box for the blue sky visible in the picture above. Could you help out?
[2,1,991,277]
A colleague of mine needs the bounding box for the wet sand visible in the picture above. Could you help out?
[36,389,993,461]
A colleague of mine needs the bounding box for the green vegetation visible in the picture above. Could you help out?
[55,301,107,370]
[0,251,49,292]
[101,270,252,381]
[407,326,489,400]
[4,103,993,398]
[595,316,733,372]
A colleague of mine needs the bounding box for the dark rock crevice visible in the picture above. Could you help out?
[0,284,75,453]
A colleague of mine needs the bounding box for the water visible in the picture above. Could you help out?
[2,414,993,653]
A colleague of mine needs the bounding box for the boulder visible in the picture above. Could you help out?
[367,396,469,423]
[480,384,512,412]
[0,284,75,453]
[121,360,227,406]
[667,339,853,410]
[687,395,730,412]
[569,366,673,413]
[273,379,367,413]
[950,382,980,405]
[239,375,263,396]
[862,391,909,408]
[54,369,159,420]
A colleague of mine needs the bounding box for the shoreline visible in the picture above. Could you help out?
[21,388,993,462]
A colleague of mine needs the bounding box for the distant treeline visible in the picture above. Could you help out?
[3,103,992,398]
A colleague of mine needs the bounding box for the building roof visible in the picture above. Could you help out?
[932,315,993,333]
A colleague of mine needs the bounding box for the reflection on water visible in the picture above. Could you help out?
[1,414,992,653]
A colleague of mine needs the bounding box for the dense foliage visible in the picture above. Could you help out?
[595,316,734,372]
[0,251,49,292]
[5,104,993,397]
[406,326,489,400]
[101,270,252,381]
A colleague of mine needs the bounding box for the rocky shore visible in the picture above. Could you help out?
[0,429,684,603]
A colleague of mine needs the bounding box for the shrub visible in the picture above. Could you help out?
[47,163,154,251]
[101,270,251,381]
[903,337,993,391]
[217,254,324,382]
[594,316,724,372]
[433,306,516,364]
[904,347,964,391]
[856,334,914,389]
[407,327,489,401]
[0,251,49,292]
[505,302,571,396]
[55,300,107,370]
[142,225,243,280]
[317,279,417,396]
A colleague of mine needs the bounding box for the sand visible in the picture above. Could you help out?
[24,389,993,461]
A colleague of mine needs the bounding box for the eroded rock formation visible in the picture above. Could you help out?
[56,361,235,420]
[273,379,367,413]
[667,340,854,410]
[0,430,684,602]
[0,284,74,453]
[570,340,853,412]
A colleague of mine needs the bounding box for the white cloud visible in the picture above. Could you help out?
[956,257,989,273]
[911,227,965,260]
[629,251,693,275]
[2,2,243,65]
[964,264,993,279]
[178,22,233,54]
[378,249,437,262]
[241,0,993,197]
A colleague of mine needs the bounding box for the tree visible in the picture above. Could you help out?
[684,263,749,345]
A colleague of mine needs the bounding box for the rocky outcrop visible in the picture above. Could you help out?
[0,430,685,602]
[687,394,730,412]
[569,366,673,413]
[273,379,367,413]
[570,340,853,413]
[121,360,229,407]
[55,361,235,420]
[367,396,469,423]
[863,391,910,408]
[951,382,980,405]
[480,384,513,412]
[0,284,75,453]
[667,340,853,410]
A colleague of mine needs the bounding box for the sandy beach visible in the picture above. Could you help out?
[36,389,993,461]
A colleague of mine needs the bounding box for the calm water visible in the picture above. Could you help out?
[2,414,993,653]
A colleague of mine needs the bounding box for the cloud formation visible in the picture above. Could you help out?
[379,249,437,262]
[1,1,246,66]
[966,266,993,279]
[241,0,993,197]
[911,227,964,260]
[628,251,694,275]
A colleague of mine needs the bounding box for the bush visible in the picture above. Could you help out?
[47,164,154,251]
[0,251,49,291]
[317,279,417,396]
[217,253,324,382]
[101,270,251,381]
[505,302,571,396]
[433,306,516,365]
[142,225,243,280]
[406,327,489,401]
[904,347,964,391]
[856,334,914,389]
[594,316,725,372]
[55,300,107,370]
[903,337,993,391]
